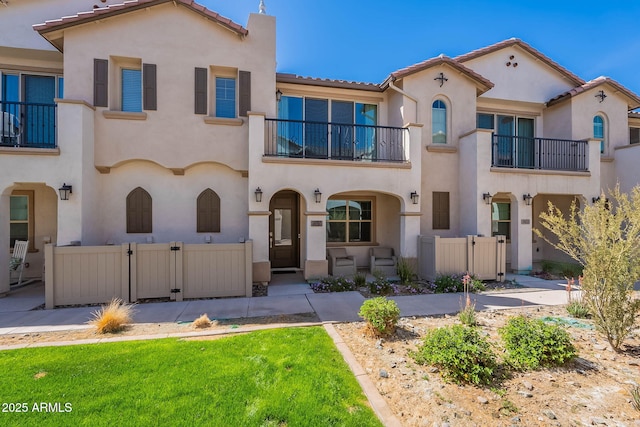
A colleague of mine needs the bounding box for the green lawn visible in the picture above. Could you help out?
[0,327,382,426]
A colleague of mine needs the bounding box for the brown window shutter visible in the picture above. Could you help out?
[194,67,207,115]
[127,187,152,233]
[238,70,251,117]
[94,58,108,107]
[432,192,450,230]
[143,63,157,111]
[197,189,221,232]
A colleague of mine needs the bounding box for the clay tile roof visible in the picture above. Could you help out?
[455,38,585,87]
[33,0,248,37]
[547,76,640,110]
[276,73,382,92]
[382,55,494,95]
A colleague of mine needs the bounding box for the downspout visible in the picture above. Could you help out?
[387,77,419,124]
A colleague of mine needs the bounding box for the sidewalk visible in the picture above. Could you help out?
[0,273,572,335]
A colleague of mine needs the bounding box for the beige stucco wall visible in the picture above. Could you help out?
[614,144,640,194]
[0,0,123,51]
[94,161,248,245]
[60,5,276,172]
[461,45,575,104]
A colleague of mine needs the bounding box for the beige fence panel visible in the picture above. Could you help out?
[132,243,172,300]
[45,244,128,309]
[418,235,506,282]
[182,242,252,298]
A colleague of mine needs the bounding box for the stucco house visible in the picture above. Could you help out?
[2,0,640,298]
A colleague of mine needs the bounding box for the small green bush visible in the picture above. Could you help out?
[431,273,484,293]
[414,325,496,385]
[566,300,590,319]
[368,270,398,295]
[353,271,367,287]
[499,315,576,370]
[458,303,477,327]
[396,257,415,284]
[358,297,400,336]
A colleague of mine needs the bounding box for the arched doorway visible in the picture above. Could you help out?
[269,191,300,269]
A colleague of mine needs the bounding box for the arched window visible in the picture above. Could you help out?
[126,187,152,233]
[197,189,221,232]
[593,115,605,154]
[432,100,447,144]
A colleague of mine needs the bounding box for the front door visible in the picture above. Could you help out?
[269,191,299,268]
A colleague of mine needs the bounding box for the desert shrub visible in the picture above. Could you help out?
[353,271,367,287]
[368,270,398,295]
[566,300,590,319]
[414,325,496,385]
[396,257,415,284]
[499,315,576,370]
[631,386,640,412]
[431,273,484,293]
[458,303,477,327]
[310,277,356,293]
[358,297,400,336]
[193,313,213,329]
[88,298,134,334]
[536,185,640,351]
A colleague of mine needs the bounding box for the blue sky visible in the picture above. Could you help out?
[202,0,640,97]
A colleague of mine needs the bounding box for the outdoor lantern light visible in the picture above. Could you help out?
[410,191,419,204]
[482,192,492,205]
[314,188,322,204]
[255,187,263,203]
[523,193,533,206]
[276,89,282,102]
[58,183,72,201]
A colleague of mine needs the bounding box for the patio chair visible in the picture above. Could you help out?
[10,240,28,286]
[326,247,356,277]
[370,247,397,276]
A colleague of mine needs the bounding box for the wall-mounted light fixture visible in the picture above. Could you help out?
[592,196,600,204]
[314,188,322,204]
[482,192,492,205]
[410,191,419,204]
[255,187,263,203]
[595,90,607,103]
[58,183,72,201]
[276,89,282,102]
[523,193,533,206]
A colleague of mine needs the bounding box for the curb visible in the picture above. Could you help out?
[323,322,403,427]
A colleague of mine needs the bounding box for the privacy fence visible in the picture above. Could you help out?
[418,235,506,282]
[44,241,253,309]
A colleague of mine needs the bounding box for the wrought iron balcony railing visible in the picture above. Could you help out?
[265,118,408,163]
[1,101,57,148]
[492,134,588,171]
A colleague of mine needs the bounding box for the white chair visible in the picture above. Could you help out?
[370,247,397,276]
[326,247,357,277]
[10,240,28,287]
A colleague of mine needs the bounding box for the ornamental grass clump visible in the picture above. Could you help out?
[499,315,576,370]
[88,298,134,334]
[192,313,213,329]
[414,324,496,385]
[358,297,400,337]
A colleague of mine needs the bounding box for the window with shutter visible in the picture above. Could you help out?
[127,187,152,233]
[197,189,221,232]
[432,192,450,230]
[121,69,142,112]
[215,77,236,118]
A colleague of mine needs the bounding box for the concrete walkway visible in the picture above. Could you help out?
[0,273,573,335]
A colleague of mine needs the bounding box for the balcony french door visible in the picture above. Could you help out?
[496,115,534,168]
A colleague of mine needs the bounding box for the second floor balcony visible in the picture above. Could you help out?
[264,118,409,163]
[492,134,588,172]
[1,101,57,149]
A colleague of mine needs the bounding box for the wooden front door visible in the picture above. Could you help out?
[269,191,299,268]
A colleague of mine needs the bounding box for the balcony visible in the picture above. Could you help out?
[492,134,588,172]
[264,118,408,163]
[1,101,57,149]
